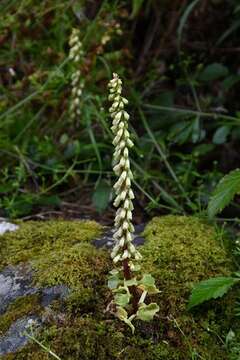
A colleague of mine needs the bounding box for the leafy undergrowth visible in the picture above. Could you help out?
[1,216,239,359]
[2,1,240,220]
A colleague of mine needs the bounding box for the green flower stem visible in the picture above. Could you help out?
[138,290,148,305]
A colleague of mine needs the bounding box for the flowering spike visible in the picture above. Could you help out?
[69,28,84,125]
[108,73,139,263]
[107,73,159,332]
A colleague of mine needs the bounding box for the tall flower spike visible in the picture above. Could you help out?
[107,74,159,333]
[108,73,142,264]
[69,28,84,124]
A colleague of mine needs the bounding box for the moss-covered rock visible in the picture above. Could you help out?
[142,215,232,313]
[0,219,103,270]
[0,216,238,359]
[0,294,42,337]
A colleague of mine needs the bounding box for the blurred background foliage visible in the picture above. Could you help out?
[1,0,240,222]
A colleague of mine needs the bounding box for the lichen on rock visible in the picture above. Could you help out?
[0,216,238,359]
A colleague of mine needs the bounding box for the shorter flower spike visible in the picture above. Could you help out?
[108,73,141,263]
[69,28,85,125]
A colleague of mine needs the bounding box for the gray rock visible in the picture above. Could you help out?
[0,264,38,315]
[41,285,70,307]
[0,265,70,356]
[92,223,146,248]
[0,316,41,355]
[0,222,19,236]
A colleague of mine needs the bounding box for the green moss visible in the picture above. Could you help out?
[0,294,42,336]
[34,242,111,313]
[5,318,183,360]
[1,216,239,359]
[0,219,103,270]
[141,215,232,313]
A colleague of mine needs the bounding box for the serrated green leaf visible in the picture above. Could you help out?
[225,329,235,346]
[136,303,159,321]
[208,169,240,218]
[222,75,240,91]
[188,277,240,310]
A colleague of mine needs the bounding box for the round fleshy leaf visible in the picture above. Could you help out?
[108,274,120,289]
[136,303,159,321]
[115,292,131,307]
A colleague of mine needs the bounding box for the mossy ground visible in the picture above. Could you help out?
[0,216,238,359]
[0,294,42,337]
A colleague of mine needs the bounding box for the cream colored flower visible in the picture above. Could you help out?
[69,28,84,124]
[108,73,141,263]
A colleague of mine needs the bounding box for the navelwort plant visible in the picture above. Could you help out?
[69,28,84,125]
[107,73,159,333]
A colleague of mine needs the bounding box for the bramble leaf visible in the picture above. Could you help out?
[208,169,240,218]
[188,277,240,309]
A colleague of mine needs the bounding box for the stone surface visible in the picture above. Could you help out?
[0,316,41,356]
[92,223,146,248]
[0,264,37,315]
[0,265,69,355]
[0,222,19,236]
[41,285,69,307]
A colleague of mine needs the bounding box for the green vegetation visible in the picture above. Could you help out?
[208,169,240,218]
[2,0,240,358]
[0,294,42,337]
[1,0,240,219]
[0,219,102,270]
[1,216,239,359]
